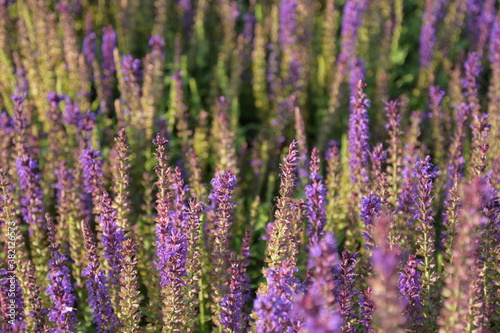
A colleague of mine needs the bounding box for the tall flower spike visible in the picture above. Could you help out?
[0,268,25,331]
[399,254,423,330]
[45,214,77,332]
[438,179,489,332]
[359,194,382,250]
[220,249,251,333]
[348,80,370,188]
[461,52,482,118]
[98,191,126,303]
[110,128,132,232]
[253,260,302,332]
[419,0,443,70]
[25,262,47,332]
[82,220,119,332]
[469,112,490,178]
[153,135,189,331]
[101,26,117,112]
[306,147,327,248]
[296,233,342,333]
[184,197,204,329]
[428,86,446,161]
[385,99,403,207]
[369,214,405,332]
[265,140,300,270]
[337,251,359,332]
[413,155,439,329]
[210,169,237,326]
[118,238,143,333]
[80,149,105,214]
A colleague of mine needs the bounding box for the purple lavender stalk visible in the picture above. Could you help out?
[419,0,444,70]
[101,26,118,112]
[253,260,302,332]
[0,269,25,330]
[306,148,327,248]
[337,251,359,332]
[82,220,119,332]
[359,194,382,249]
[461,52,482,117]
[45,214,77,332]
[220,249,250,333]
[399,254,423,330]
[438,179,490,332]
[337,0,368,72]
[296,233,342,333]
[80,149,105,214]
[98,192,126,292]
[348,81,370,187]
[152,135,189,331]
[210,169,238,326]
[413,155,439,329]
[369,215,405,332]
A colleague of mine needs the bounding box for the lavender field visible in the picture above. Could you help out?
[0,0,499,332]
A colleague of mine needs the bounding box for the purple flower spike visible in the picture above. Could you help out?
[399,254,423,330]
[82,220,119,332]
[337,251,358,332]
[306,148,327,248]
[254,261,301,333]
[16,154,44,230]
[45,214,77,332]
[82,14,97,68]
[297,233,342,333]
[413,155,439,327]
[80,149,105,212]
[419,0,444,69]
[348,81,370,187]
[359,194,382,249]
[338,0,369,71]
[98,192,126,287]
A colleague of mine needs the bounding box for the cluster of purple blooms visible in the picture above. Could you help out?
[0,0,499,332]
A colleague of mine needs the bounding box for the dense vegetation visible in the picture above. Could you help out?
[0,0,499,332]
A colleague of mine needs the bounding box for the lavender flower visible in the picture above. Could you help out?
[337,0,368,71]
[82,220,119,332]
[461,52,482,117]
[348,81,370,187]
[306,148,327,248]
[153,135,189,331]
[337,251,358,332]
[253,261,301,332]
[265,141,300,270]
[369,215,405,332]
[428,86,446,160]
[438,179,489,332]
[80,149,105,213]
[16,153,44,229]
[101,26,118,111]
[98,192,126,292]
[220,250,250,333]
[358,288,374,331]
[419,0,444,69]
[82,14,97,69]
[0,269,25,329]
[118,238,143,332]
[297,233,342,333]
[110,128,131,231]
[359,194,382,249]
[399,254,423,330]
[413,155,439,328]
[210,169,238,326]
[45,214,77,332]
